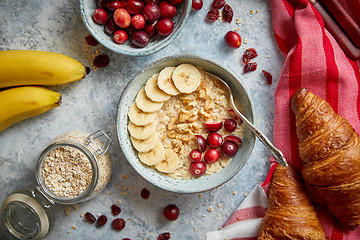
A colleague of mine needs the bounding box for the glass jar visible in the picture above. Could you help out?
[1,130,112,239]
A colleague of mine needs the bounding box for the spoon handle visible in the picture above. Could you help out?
[230,101,288,167]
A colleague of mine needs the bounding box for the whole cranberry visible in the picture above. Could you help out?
[141,188,150,199]
[131,14,146,30]
[163,204,180,221]
[189,149,201,162]
[143,4,161,22]
[92,8,108,25]
[93,54,110,68]
[221,141,238,157]
[114,8,131,28]
[112,218,126,230]
[96,0,109,9]
[192,0,203,11]
[204,148,220,164]
[97,215,107,226]
[107,0,120,10]
[207,132,223,148]
[104,18,119,35]
[119,0,128,8]
[159,1,177,19]
[113,30,128,44]
[158,232,171,240]
[131,31,150,47]
[169,0,183,5]
[225,31,241,48]
[189,161,206,177]
[195,135,207,152]
[126,25,135,36]
[145,0,160,4]
[127,0,145,14]
[156,18,174,36]
[144,20,158,37]
[224,119,237,132]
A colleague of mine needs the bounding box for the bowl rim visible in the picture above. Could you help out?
[116,54,256,193]
[79,0,192,56]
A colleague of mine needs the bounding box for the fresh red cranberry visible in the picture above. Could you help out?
[224,119,237,132]
[104,18,119,35]
[113,30,128,44]
[97,215,107,226]
[107,0,120,10]
[163,204,180,221]
[206,9,219,22]
[242,48,258,63]
[111,204,121,216]
[156,18,174,36]
[212,0,225,9]
[160,1,177,19]
[225,31,241,48]
[131,31,150,47]
[93,54,110,68]
[262,70,272,84]
[93,8,108,25]
[96,0,109,10]
[145,0,160,4]
[244,62,258,73]
[204,148,220,164]
[222,4,233,23]
[224,135,242,146]
[158,232,171,240]
[189,161,206,177]
[85,35,99,46]
[220,141,238,157]
[114,8,131,28]
[195,135,207,152]
[207,132,223,148]
[144,20,158,37]
[189,149,202,162]
[131,14,146,30]
[204,122,223,132]
[126,25,136,36]
[119,0,128,8]
[143,4,161,22]
[228,109,242,124]
[192,0,203,11]
[141,188,150,199]
[84,212,96,224]
[112,218,126,230]
[169,0,183,5]
[127,0,144,14]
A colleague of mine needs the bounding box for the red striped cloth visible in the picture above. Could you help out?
[213,0,360,239]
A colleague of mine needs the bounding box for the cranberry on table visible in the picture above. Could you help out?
[206,9,219,22]
[191,0,203,11]
[222,4,233,23]
[204,148,220,164]
[127,0,145,14]
[158,232,171,240]
[111,204,121,216]
[244,62,258,73]
[159,1,177,19]
[189,149,202,162]
[113,30,128,44]
[112,218,126,230]
[163,204,180,221]
[262,70,273,85]
[107,0,120,11]
[84,212,96,224]
[85,35,99,46]
[141,187,150,199]
[195,135,207,152]
[242,48,258,63]
[131,31,150,47]
[97,215,108,226]
[204,122,222,132]
[131,14,146,30]
[104,18,119,35]
[144,20,158,37]
[143,4,161,22]
[145,0,160,5]
[93,54,110,68]
[189,161,207,177]
[114,8,131,28]
[224,119,237,132]
[221,141,238,157]
[211,0,225,9]
[156,18,174,36]
[93,8,108,25]
[225,31,241,48]
[207,132,223,148]
[169,0,183,5]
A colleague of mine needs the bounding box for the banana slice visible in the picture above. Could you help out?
[155,149,179,173]
[136,87,163,113]
[145,74,171,102]
[138,141,165,166]
[131,133,158,152]
[128,103,156,126]
[128,121,156,140]
[157,67,181,96]
[172,64,202,93]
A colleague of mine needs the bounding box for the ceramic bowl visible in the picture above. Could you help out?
[116,55,256,193]
[79,0,191,56]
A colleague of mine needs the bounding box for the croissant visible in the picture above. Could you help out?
[257,165,327,239]
[291,88,360,229]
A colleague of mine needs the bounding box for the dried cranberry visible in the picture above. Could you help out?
[222,4,233,23]
[84,212,96,224]
[112,218,126,230]
[141,188,150,199]
[158,232,171,240]
[85,35,99,46]
[244,62,258,73]
[211,0,225,9]
[97,215,107,226]
[242,48,258,63]
[206,9,219,22]
[262,70,273,84]
[111,204,121,215]
[93,54,110,68]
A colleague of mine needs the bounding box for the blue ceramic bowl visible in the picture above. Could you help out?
[79,0,191,56]
[116,55,256,193]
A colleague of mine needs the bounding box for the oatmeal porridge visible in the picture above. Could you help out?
[128,63,244,180]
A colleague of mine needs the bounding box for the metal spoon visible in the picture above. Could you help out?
[207,72,288,167]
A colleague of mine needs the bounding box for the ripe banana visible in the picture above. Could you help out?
[127,103,156,126]
[135,88,163,113]
[0,86,61,132]
[144,74,171,103]
[157,67,180,96]
[172,64,202,93]
[138,141,165,166]
[128,121,156,140]
[0,50,86,88]
[155,149,179,173]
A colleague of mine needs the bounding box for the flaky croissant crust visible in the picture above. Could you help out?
[257,165,327,240]
[291,88,360,229]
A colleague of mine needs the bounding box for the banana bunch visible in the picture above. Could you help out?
[0,50,86,132]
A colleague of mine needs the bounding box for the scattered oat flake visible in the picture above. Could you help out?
[194,227,198,232]
[190,221,194,225]
[233,27,239,31]
[116,184,121,189]
[207,206,214,212]
[71,225,76,230]
[217,213,222,218]
[122,175,129,179]
[116,200,121,205]
[198,194,203,199]
[64,207,71,216]
[256,10,260,13]
[249,10,255,14]
[80,212,86,218]
[121,191,127,196]
[233,191,237,195]
[218,203,223,208]
[243,39,248,44]
[236,18,243,24]
[127,218,131,221]
[243,192,248,197]
[67,231,71,234]
[71,204,80,211]
[109,192,113,195]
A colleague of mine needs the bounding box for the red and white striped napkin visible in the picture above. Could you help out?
[207,0,360,239]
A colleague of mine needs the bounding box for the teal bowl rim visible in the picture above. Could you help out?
[116,54,256,193]
[79,0,192,56]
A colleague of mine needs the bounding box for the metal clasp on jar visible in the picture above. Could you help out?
[85,130,112,156]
